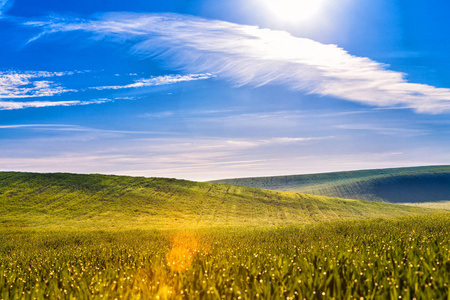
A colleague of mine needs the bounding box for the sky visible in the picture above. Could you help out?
[0,0,449,181]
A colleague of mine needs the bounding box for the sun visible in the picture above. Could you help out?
[263,0,325,22]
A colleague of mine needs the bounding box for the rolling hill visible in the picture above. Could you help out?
[211,165,450,203]
[0,171,440,230]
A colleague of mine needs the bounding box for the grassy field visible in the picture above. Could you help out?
[0,172,438,229]
[211,165,450,203]
[1,214,450,299]
[1,171,449,299]
[402,201,450,210]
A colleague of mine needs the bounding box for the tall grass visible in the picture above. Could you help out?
[1,214,449,299]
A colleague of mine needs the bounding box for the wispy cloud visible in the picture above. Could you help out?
[1,100,80,110]
[0,70,211,110]
[25,13,450,113]
[335,124,428,137]
[0,136,445,181]
[91,73,213,90]
[0,71,74,99]
[0,98,109,110]
[0,133,335,180]
[0,123,177,135]
[0,124,69,129]
[135,136,334,154]
[270,137,331,143]
[0,0,14,16]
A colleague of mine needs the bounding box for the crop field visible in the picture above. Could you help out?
[1,172,449,299]
[402,201,450,211]
[0,172,437,230]
[212,165,450,203]
[1,213,450,299]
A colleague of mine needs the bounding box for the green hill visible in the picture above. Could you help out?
[0,171,440,230]
[211,165,450,203]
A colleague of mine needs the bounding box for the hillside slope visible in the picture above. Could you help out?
[211,165,450,203]
[0,172,439,229]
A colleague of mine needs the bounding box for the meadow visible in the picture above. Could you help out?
[1,214,450,299]
[0,172,436,230]
[402,201,450,211]
[212,165,450,203]
[1,172,449,299]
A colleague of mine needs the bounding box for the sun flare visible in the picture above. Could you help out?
[264,0,324,22]
[167,232,199,272]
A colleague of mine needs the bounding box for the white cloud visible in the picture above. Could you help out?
[0,70,211,110]
[335,124,428,136]
[133,136,333,155]
[0,142,446,181]
[269,137,330,143]
[0,123,175,135]
[26,13,450,113]
[0,0,14,15]
[0,98,109,110]
[220,136,333,148]
[0,124,76,129]
[0,134,334,180]
[91,73,213,90]
[0,71,74,99]
[0,100,81,110]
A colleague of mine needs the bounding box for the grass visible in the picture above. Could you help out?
[1,171,449,299]
[1,214,450,299]
[0,171,439,230]
[211,165,450,203]
[402,201,450,210]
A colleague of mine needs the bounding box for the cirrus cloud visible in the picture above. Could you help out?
[25,12,450,114]
[91,73,213,90]
[0,70,212,110]
[0,98,110,110]
[0,71,74,99]
[0,0,14,16]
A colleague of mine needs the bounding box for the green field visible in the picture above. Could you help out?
[1,215,450,299]
[1,171,449,299]
[0,172,437,229]
[402,201,450,210]
[211,165,450,203]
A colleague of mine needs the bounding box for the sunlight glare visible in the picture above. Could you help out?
[167,232,199,272]
[264,0,325,22]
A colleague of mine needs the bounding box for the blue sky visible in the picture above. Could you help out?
[0,0,449,180]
